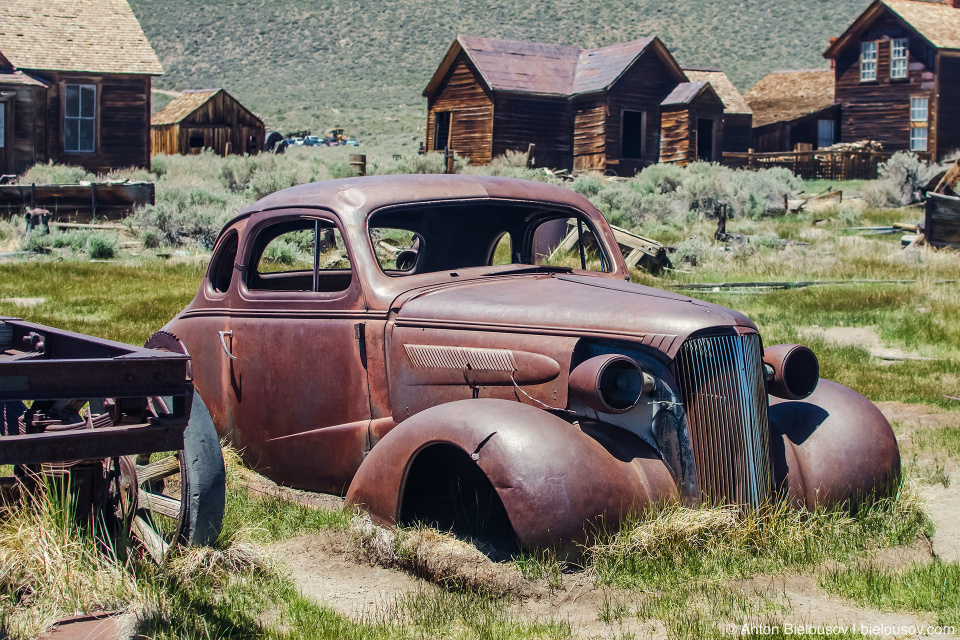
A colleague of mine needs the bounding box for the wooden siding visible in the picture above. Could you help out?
[834,10,937,156]
[152,90,265,156]
[0,83,45,174]
[659,107,691,164]
[605,51,681,176]
[492,96,571,170]
[751,105,840,153]
[937,54,960,160]
[572,96,606,172]
[425,52,493,164]
[40,71,152,172]
[723,114,752,153]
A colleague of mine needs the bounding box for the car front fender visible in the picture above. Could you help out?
[768,379,901,509]
[345,398,678,552]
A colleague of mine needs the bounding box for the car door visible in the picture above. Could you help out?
[226,210,371,493]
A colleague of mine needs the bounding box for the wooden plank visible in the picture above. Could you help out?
[0,422,184,465]
[925,192,960,248]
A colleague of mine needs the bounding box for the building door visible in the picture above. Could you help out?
[817,120,835,149]
[697,118,715,161]
[0,98,10,175]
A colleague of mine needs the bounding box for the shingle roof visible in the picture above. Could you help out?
[0,0,163,75]
[661,81,709,106]
[425,35,683,98]
[682,68,752,114]
[151,89,220,125]
[743,70,836,128]
[825,0,960,57]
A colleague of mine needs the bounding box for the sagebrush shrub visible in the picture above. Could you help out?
[86,233,118,260]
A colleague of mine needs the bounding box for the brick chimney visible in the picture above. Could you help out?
[829,37,838,69]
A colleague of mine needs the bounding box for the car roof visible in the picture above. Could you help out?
[230,174,600,229]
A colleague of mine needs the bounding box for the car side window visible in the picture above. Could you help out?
[248,218,352,292]
[209,231,238,294]
[371,227,423,273]
[531,216,608,272]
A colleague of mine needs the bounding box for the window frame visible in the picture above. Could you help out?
[620,109,646,160]
[909,96,929,152]
[62,82,98,154]
[433,110,452,151]
[860,41,878,82]
[817,119,835,149]
[890,38,909,80]
[239,211,358,302]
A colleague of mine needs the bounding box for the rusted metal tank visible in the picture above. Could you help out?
[160,174,900,554]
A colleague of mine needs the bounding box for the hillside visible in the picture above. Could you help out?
[130,0,870,148]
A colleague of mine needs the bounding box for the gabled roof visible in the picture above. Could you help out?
[151,88,263,126]
[743,70,836,128]
[661,81,715,106]
[424,35,685,98]
[0,0,163,75]
[682,67,752,115]
[824,0,960,57]
[0,69,51,88]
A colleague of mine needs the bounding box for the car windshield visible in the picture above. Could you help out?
[368,201,611,276]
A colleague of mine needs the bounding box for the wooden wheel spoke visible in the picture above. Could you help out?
[133,515,170,562]
[135,455,181,484]
[138,489,182,519]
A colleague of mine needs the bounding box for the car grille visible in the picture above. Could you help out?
[674,333,771,509]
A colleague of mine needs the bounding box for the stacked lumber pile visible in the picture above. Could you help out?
[820,140,883,153]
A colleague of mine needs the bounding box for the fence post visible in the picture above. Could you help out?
[349,154,367,177]
[444,147,455,174]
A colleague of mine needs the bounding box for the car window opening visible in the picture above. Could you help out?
[248,217,352,293]
[369,202,610,277]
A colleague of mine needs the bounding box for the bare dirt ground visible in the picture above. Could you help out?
[264,399,960,638]
[803,325,935,362]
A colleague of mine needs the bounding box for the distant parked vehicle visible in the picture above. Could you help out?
[303,136,322,147]
[345,138,360,146]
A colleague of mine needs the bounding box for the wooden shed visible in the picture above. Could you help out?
[682,68,753,153]
[423,35,689,176]
[743,70,838,152]
[0,0,162,174]
[658,82,725,164]
[823,0,960,160]
[151,89,264,156]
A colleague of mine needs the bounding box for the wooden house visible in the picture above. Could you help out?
[151,89,265,156]
[823,0,960,160]
[0,0,162,175]
[424,35,696,176]
[743,70,839,152]
[682,68,753,153]
[658,82,725,164]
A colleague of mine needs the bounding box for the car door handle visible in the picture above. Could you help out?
[218,330,237,360]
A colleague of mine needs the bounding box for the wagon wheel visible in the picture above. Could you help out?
[122,331,226,561]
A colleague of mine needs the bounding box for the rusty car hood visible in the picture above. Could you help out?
[391,273,757,358]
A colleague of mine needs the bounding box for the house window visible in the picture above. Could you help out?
[891,38,909,79]
[621,110,645,159]
[910,96,928,152]
[860,41,877,82]
[64,84,96,153]
[817,120,835,149]
[433,111,451,151]
[189,133,205,149]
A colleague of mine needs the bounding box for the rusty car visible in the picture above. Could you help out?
[155,174,900,554]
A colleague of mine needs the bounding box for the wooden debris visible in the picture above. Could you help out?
[553,223,670,273]
[925,192,960,248]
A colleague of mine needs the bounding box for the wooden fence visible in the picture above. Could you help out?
[722,150,931,181]
[0,182,155,221]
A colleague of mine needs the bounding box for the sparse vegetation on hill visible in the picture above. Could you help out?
[129,0,870,145]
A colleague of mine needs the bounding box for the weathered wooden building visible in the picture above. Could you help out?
[151,89,265,156]
[743,70,838,152]
[658,82,726,164]
[823,0,960,160]
[424,35,720,175]
[0,0,162,175]
[682,68,753,153]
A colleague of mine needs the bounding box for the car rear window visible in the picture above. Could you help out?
[368,202,610,276]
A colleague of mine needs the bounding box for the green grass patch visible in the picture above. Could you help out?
[911,426,960,462]
[820,561,960,627]
[219,488,353,545]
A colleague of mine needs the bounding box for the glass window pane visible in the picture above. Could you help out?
[65,84,80,118]
[79,119,95,152]
[64,118,79,152]
[910,127,927,152]
[80,85,95,118]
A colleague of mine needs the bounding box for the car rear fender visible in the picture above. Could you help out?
[345,398,678,552]
[769,379,901,509]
